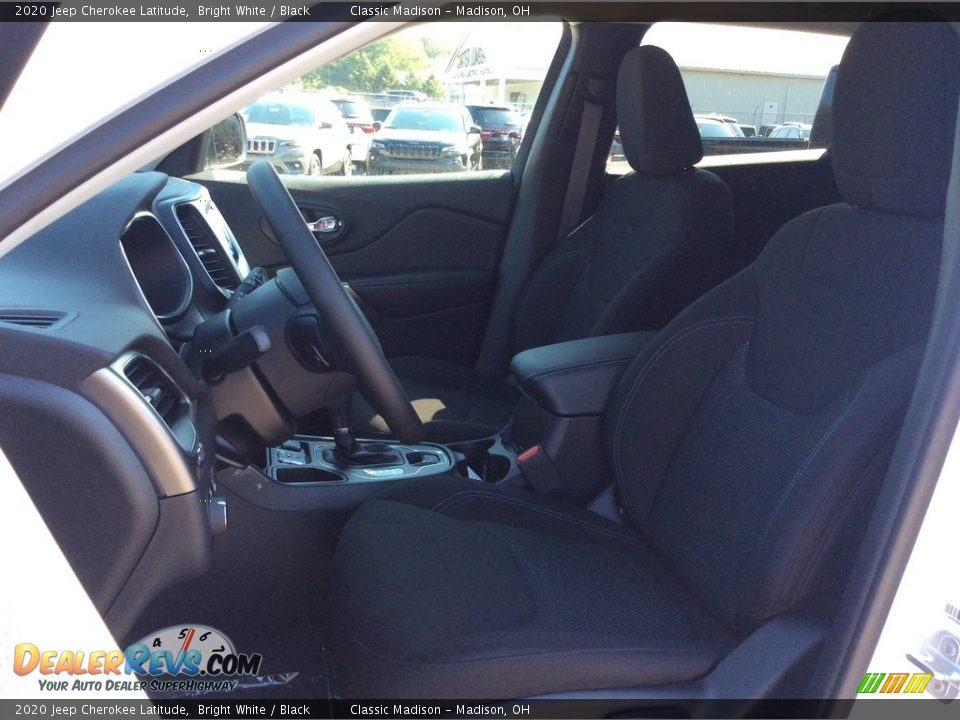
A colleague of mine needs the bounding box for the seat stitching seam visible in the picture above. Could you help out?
[431,491,638,543]
[516,246,595,316]
[612,316,756,511]
[435,492,636,543]
[756,393,856,554]
[781,407,906,610]
[583,183,673,303]
[512,245,594,346]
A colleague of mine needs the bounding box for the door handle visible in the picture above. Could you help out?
[306,215,342,234]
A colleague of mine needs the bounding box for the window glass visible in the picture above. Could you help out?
[609,23,848,172]
[385,108,464,132]
[245,101,316,127]
[696,119,738,138]
[219,22,562,179]
[0,23,269,185]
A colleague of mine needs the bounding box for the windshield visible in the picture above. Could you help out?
[386,108,462,132]
[333,101,372,121]
[244,102,316,127]
[470,108,522,129]
[0,22,269,186]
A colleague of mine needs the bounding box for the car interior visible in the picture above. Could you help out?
[1,10,959,711]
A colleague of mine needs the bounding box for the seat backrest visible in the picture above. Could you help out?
[510,46,733,354]
[605,22,960,634]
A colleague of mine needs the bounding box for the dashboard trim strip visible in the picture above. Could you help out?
[82,365,197,498]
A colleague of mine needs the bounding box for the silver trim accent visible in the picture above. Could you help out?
[312,443,452,479]
[173,193,248,295]
[82,356,198,498]
[306,215,341,234]
[247,137,277,154]
[119,211,194,323]
[206,496,228,536]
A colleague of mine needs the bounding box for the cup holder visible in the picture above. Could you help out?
[274,466,344,484]
[450,438,515,484]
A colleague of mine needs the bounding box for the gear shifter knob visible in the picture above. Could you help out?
[327,397,402,467]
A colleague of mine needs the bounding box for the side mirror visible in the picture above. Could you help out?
[469,125,482,134]
[372,121,382,132]
[206,113,246,169]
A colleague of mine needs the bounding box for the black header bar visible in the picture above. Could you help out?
[5,698,960,720]
[2,2,960,23]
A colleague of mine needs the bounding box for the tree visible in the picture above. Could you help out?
[408,74,445,100]
[298,37,434,94]
[421,36,453,61]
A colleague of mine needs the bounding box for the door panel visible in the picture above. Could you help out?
[198,172,515,364]
[347,272,494,365]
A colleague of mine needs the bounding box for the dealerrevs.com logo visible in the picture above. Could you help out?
[13,625,263,694]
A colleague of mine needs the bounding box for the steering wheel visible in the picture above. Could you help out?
[247,161,424,444]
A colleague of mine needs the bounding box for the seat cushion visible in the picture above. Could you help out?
[352,357,520,443]
[332,476,734,698]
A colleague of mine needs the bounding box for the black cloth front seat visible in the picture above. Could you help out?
[353,46,733,442]
[333,22,960,698]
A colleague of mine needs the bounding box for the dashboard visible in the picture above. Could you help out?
[0,171,252,636]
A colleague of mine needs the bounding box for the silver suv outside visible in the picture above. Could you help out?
[241,94,353,175]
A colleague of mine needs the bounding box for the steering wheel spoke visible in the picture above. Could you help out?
[246,161,424,443]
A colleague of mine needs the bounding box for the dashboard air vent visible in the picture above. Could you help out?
[0,309,68,329]
[123,355,187,429]
[175,204,240,291]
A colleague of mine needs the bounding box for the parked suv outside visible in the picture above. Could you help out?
[330,96,376,172]
[465,104,525,169]
[385,88,427,103]
[241,94,353,175]
[768,122,813,140]
[367,104,483,174]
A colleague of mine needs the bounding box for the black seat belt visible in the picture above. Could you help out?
[558,95,604,238]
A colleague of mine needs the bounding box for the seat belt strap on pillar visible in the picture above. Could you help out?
[558,98,604,238]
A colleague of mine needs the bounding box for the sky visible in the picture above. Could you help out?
[644,22,849,76]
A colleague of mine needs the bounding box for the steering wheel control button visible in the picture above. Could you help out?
[288,314,332,372]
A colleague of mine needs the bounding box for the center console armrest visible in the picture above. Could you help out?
[511,331,657,416]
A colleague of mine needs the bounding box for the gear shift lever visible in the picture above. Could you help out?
[326,397,403,467]
[329,397,360,458]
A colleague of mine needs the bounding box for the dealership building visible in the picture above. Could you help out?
[445,31,829,127]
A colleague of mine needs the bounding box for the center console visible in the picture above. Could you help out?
[507,331,657,502]
[216,432,521,512]
[266,437,454,484]
[216,331,657,512]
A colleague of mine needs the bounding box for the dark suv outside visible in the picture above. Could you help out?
[367,104,483,174]
[465,104,525,169]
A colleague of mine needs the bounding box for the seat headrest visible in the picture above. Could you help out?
[617,46,703,176]
[832,22,960,217]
